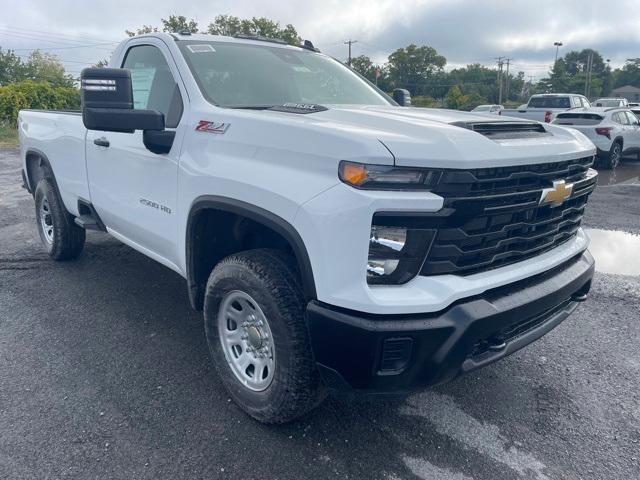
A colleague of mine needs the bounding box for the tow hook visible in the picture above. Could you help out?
[487,337,507,352]
[571,293,588,302]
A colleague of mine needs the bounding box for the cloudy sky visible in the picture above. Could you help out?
[1,0,639,79]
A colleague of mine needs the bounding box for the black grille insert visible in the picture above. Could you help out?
[419,156,596,276]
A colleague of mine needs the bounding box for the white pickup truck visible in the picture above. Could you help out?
[19,33,597,423]
[503,93,592,123]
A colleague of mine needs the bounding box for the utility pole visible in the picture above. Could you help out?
[495,57,505,104]
[585,50,594,98]
[504,58,512,102]
[344,39,358,66]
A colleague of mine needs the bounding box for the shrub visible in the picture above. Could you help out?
[0,81,80,126]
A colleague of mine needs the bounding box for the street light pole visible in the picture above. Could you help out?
[553,41,563,65]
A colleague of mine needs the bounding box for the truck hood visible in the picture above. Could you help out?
[304,105,595,168]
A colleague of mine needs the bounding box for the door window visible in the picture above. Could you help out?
[122,45,183,128]
[625,111,639,125]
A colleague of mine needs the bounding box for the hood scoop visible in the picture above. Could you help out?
[452,121,550,139]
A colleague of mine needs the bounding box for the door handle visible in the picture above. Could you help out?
[93,137,110,148]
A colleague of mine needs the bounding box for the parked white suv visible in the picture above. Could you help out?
[18,33,597,423]
[554,108,640,169]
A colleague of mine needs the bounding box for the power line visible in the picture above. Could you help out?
[0,25,119,43]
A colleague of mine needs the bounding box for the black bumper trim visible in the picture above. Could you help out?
[306,252,594,393]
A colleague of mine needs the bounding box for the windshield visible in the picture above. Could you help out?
[177,40,391,108]
[554,113,603,125]
[473,105,492,112]
[528,97,571,108]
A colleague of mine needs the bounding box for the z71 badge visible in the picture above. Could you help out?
[195,120,230,134]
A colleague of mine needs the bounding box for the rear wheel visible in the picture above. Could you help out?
[34,178,85,260]
[599,141,622,169]
[204,249,325,424]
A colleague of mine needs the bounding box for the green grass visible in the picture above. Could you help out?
[0,124,19,147]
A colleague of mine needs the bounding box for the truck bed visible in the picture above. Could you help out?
[18,109,88,216]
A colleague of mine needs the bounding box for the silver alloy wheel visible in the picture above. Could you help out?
[39,197,54,244]
[218,290,275,391]
[611,143,621,168]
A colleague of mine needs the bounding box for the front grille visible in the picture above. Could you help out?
[420,156,597,276]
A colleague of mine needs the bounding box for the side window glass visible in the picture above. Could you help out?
[626,111,639,125]
[122,45,183,128]
[612,113,621,124]
[572,97,581,108]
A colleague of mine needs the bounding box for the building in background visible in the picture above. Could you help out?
[610,85,640,102]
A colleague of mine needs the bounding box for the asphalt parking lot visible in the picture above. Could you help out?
[1,146,639,480]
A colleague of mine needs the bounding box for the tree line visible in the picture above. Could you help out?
[2,13,640,119]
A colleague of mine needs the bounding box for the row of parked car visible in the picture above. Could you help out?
[472,94,640,169]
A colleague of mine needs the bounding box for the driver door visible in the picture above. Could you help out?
[85,41,186,270]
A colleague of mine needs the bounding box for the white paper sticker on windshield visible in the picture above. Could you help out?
[187,44,216,53]
[130,68,156,109]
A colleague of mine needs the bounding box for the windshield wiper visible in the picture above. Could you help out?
[227,105,276,110]
[228,103,329,114]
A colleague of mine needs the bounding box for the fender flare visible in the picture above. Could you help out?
[185,195,317,309]
[24,148,60,196]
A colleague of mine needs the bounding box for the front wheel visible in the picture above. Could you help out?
[204,249,325,424]
[34,178,86,260]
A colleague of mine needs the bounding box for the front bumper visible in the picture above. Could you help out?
[306,251,594,394]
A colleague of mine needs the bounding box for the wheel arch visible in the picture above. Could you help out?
[186,195,317,311]
[24,148,58,197]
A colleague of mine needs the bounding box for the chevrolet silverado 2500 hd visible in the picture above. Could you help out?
[18,33,597,424]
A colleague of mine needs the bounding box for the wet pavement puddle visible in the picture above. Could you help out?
[585,229,640,276]
[596,159,640,186]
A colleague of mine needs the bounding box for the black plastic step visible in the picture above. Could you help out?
[74,214,102,231]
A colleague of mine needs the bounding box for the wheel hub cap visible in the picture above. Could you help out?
[217,291,275,391]
[39,197,54,244]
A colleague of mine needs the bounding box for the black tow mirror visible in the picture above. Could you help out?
[393,88,412,107]
[80,68,165,134]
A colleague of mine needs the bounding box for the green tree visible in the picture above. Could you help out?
[206,15,242,36]
[613,59,640,89]
[161,15,198,33]
[387,44,446,96]
[0,48,25,85]
[539,49,608,98]
[207,15,301,45]
[125,25,158,37]
[444,85,465,109]
[350,55,377,78]
[22,51,74,87]
[92,59,109,68]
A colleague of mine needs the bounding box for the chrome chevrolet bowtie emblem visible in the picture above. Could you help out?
[540,180,573,207]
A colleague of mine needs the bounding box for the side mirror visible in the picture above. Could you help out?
[81,68,174,154]
[392,88,412,107]
[81,68,164,132]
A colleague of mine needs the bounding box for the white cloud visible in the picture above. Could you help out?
[0,0,639,79]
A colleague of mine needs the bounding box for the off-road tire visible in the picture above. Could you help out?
[34,178,85,260]
[204,249,326,424]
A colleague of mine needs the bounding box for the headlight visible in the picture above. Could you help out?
[339,161,442,191]
[367,223,435,285]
